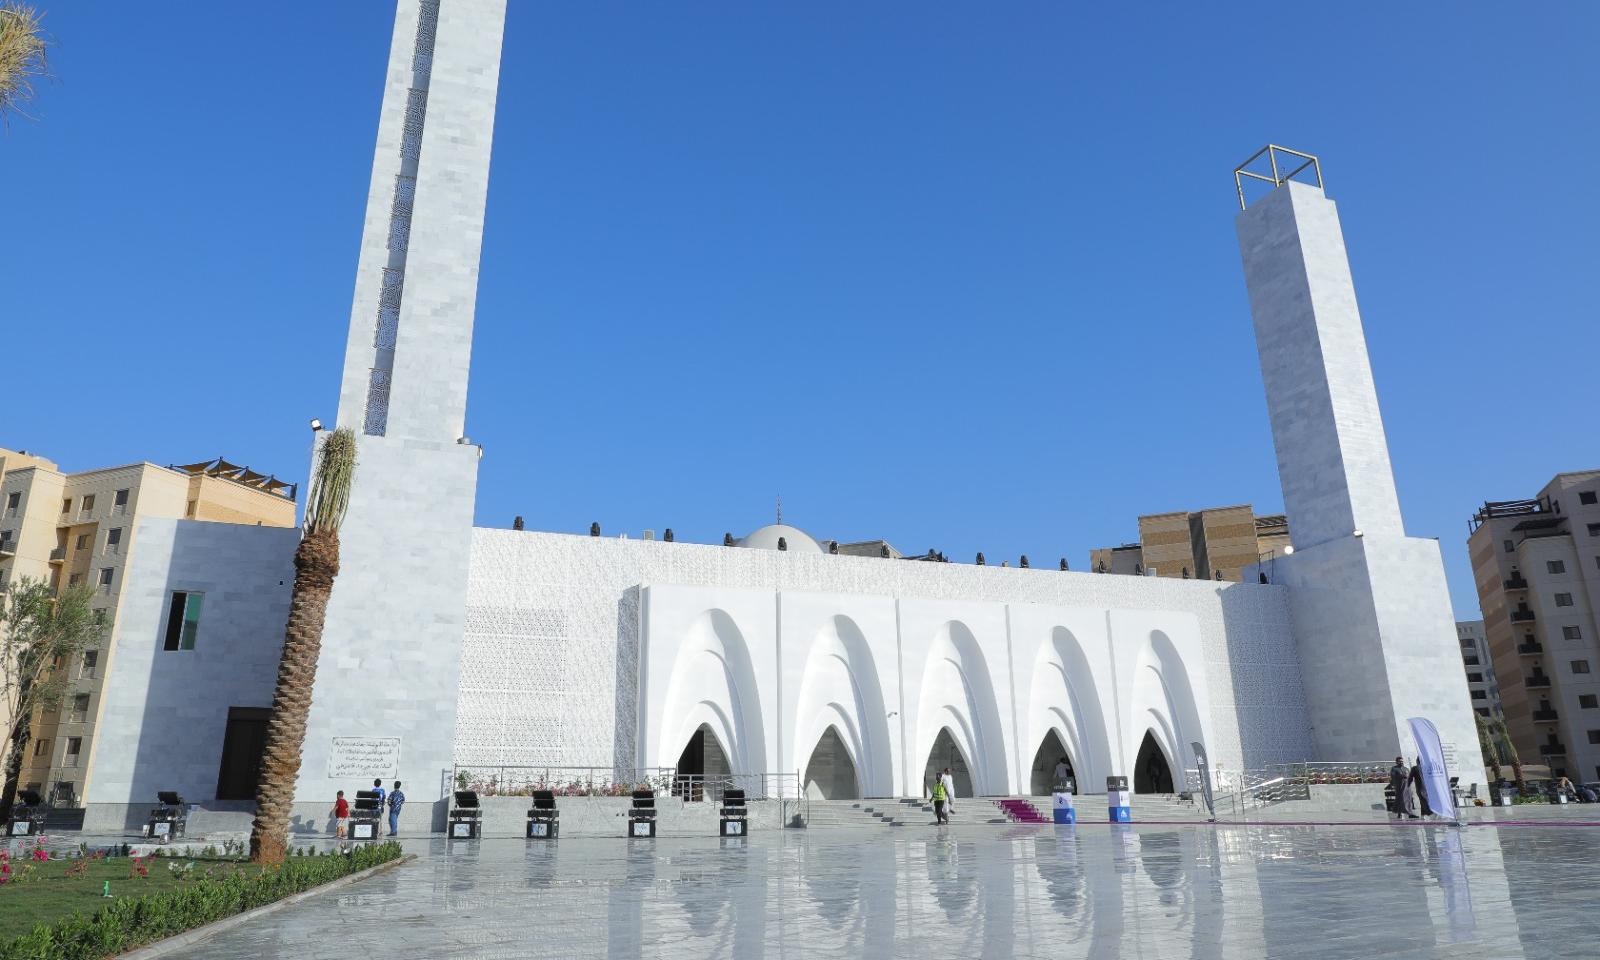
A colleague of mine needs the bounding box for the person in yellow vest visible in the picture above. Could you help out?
[931,775,949,825]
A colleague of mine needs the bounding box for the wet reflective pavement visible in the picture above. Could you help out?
[172,823,1600,959]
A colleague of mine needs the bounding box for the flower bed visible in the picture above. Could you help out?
[0,840,401,959]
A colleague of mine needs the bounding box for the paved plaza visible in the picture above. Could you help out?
[166,822,1600,959]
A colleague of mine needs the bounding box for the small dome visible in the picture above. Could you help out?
[737,524,823,554]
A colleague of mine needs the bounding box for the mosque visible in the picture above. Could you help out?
[77,0,1482,829]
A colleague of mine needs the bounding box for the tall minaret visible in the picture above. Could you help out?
[1235,149,1484,787]
[295,0,506,813]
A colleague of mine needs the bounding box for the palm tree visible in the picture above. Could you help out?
[0,3,49,124]
[1493,716,1527,794]
[1475,714,1502,785]
[250,429,356,864]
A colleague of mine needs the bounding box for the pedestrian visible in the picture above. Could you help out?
[931,775,948,825]
[1388,757,1416,819]
[387,780,405,837]
[1053,756,1072,791]
[371,778,386,811]
[1410,760,1433,817]
[333,790,350,839]
[941,767,957,818]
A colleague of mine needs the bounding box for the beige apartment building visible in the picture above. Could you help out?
[1090,504,1292,582]
[1468,470,1600,784]
[0,449,295,808]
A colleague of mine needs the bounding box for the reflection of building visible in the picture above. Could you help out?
[1090,506,1291,582]
[1456,620,1503,722]
[0,450,295,809]
[1468,471,1600,782]
[63,7,1483,827]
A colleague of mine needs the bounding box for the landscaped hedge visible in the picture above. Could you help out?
[1,842,403,960]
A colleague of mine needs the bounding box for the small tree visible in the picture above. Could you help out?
[0,3,50,125]
[1475,713,1502,784]
[0,578,103,818]
[1492,716,1526,793]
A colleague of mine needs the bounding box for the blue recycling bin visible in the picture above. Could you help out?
[1107,776,1131,823]
[1052,791,1077,824]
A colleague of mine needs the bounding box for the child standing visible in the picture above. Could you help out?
[333,790,350,838]
[387,781,406,837]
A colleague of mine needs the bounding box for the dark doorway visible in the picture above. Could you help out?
[1134,730,1175,794]
[922,728,975,797]
[1030,730,1075,795]
[674,723,731,800]
[803,726,860,800]
[215,707,270,801]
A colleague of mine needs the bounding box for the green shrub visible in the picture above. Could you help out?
[1,843,402,960]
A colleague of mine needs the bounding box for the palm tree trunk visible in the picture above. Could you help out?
[249,530,340,864]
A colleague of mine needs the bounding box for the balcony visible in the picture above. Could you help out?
[0,539,15,557]
[1525,675,1552,688]
[1532,708,1560,723]
[1539,742,1568,757]
[48,546,66,564]
[1504,576,1530,590]
[1518,640,1544,655]
[1511,609,1536,623]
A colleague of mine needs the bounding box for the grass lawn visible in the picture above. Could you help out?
[0,857,262,941]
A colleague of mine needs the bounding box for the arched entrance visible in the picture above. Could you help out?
[1134,730,1175,794]
[803,726,861,800]
[922,727,974,798]
[1030,730,1075,796]
[675,723,731,800]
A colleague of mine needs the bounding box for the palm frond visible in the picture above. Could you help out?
[303,428,357,535]
[0,3,49,124]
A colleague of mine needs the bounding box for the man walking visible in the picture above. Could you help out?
[1388,756,1417,819]
[386,780,405,837]
[931,775,949,825]
[941,767,957,819]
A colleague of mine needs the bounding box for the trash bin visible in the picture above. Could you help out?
[628,789,657,838]
[448,790,481,839]
[719,788,748,837]
[1107,776,1131,823]
[350,791,383,841]
[1052,791,1076,825]
[146,791,187,842]
[527,789,559,839]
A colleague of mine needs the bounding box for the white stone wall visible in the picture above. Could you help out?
[85,519,298,805]
[457,530,1312,792]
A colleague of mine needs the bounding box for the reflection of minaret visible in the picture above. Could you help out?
[1235,148,1484,785]
[294,0,506,804]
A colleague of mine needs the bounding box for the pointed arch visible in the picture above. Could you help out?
[1125,629,1207,788]
[803,725,861,800]
[791,615,894,797]
[659,609,767,775]
[1029,729,1076,796]
[914,620,1008,795]
[1026,626,1113,792]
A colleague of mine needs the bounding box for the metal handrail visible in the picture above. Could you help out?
[446,765,802,801]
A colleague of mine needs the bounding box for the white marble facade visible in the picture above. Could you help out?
[456,527,1309,796]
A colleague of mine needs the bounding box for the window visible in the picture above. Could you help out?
[1590,731,1600,746]
[97,567,114,593]
[1589,523,1600,537]
[1582,695,1599,709]
[32,738,49,758]
[1548,560,1566,575]
[64,738,82,767]
[68,572,84,587]
[1572,660,1592,674]
[1556,593,1574,607]
[113,488,129,515]
[80,650,98,679]
[1471,690,1487,700]
[1463,655,1480,666]
[1504,539,1515,553]
[162,591,204,651]
[60,498,71,514]
[1565,625,1584,641]
[106,527,122,553]
[75,533,90,551]
[1475,707,1490,717]
[1581,491,1598,506]
[78,494,95,517]
[185,499,197,519]
[69,694,89,723]
[3,491,18,517]
[1467,672,1484,683]
[92,608,106,625]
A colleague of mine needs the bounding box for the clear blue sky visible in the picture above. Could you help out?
[4,3,1596,617]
